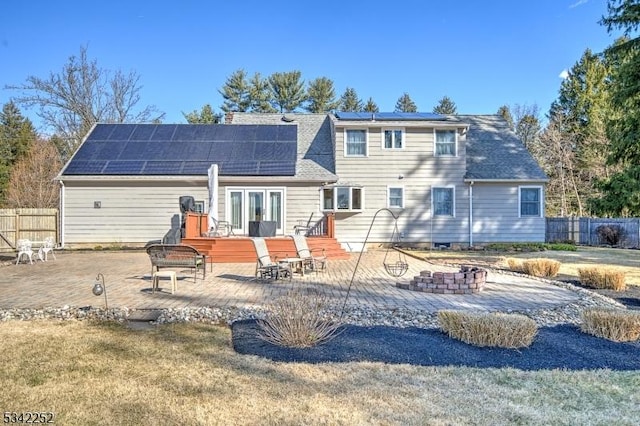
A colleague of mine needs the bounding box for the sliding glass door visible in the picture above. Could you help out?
[226,188,285,235]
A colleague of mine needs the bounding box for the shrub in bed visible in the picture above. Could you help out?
[581,308,640,342]
[437,310,538,348]
[578,267,626,291]
[505,258,560,278]
[257,289,342,348]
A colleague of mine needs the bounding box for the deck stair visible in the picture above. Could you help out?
[181,236,350,264]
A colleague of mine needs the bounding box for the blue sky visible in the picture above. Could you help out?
[0,0,620,133]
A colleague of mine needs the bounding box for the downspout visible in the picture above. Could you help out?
[59,180,65,248]
[468,181,474,248]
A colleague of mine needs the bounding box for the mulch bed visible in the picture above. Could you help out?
[232,320,640,370]
[561,279,640,310]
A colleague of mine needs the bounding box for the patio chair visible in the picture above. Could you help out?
[38,236,57,261]
[205,218,234,237]
[251,237,291,281]
[293,213,314,235]
[291,234,327,272]
[16,239,34,265]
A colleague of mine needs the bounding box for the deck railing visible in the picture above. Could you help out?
[185,212,335,238]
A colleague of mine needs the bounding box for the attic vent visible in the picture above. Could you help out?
[281,115,295,122]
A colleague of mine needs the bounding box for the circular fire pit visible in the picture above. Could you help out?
[396,266,487,294]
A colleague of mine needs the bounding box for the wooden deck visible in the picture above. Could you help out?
[181,212,348,263]
[181,236,350,263]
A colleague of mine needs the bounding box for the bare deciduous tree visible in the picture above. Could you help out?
[7,46,164,160]
[5,140,62,208]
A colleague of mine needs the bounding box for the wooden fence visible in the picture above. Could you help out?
[546,217,640,248]
[0,208,59,252]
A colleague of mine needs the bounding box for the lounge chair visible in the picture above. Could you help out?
[251,237,291,281]
[290,234,327,272]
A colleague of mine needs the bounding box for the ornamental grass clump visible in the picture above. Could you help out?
[578,267,626,291]
[437,310,538,349]
[521,258,561,278]
[581,308,640,342]
[505,258,560,278]
[257,289,342,348]
[506,257,522,272]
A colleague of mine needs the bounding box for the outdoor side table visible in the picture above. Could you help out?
[152,271,178,294]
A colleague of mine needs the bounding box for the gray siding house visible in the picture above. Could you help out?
[329,112,547,248]
[57,112,546,248]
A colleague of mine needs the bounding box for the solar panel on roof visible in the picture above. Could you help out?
[180,161,211,175]
[107,124,137,140]
[143,161,184,174]
[335,111,446,121]
[277,125,297,141]
[254,142,296,160]
[221,161,259,175]
[119,141,152,160]
[64,123,298,176]
[214,126,238,140]
[150,125,177,140]
[130,125,156,140]
[64,161,107,174]
[87,124,116,140]
[258,161,296,175]
[103,161,145,174]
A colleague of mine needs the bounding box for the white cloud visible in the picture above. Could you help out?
[559,69,570,79]
[569,0,588,9]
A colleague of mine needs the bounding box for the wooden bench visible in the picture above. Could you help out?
[146,244,207,283]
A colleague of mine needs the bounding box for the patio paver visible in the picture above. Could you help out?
[0,249,582,313]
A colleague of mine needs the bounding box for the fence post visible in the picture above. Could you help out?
[15,210,20,245]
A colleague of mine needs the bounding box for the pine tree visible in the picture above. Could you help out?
[432,96,457,114]
[268,71,306,113]
[182,104,220,124]
[248,73,275,113]
[497,105,515,130]
[362,97,379,113]
[219,69,250,113]
[394,93,417,112]
[338,88,363,112]
[305,77,339,113]
[588,0,640,215]
[0,101,37,206]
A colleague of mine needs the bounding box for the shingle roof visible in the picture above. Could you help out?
[461,115,548,182]
[230,113,338,182]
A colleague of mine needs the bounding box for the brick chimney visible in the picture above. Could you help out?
[224,111,234,124]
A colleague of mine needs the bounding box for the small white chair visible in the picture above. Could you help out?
[38,236,57,261]
[16,239,34,265]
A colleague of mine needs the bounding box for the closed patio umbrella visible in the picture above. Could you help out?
[207,164,219,231]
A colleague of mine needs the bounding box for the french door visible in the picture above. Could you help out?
[226,188,284,235]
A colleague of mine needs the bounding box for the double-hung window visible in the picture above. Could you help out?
[383,129,404,149]
[388,186,404,208]
[435,129,457,156]
[345,129,367,157]
[322,186,363,211]
[433,187,454,217]
[519,186,542,217]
